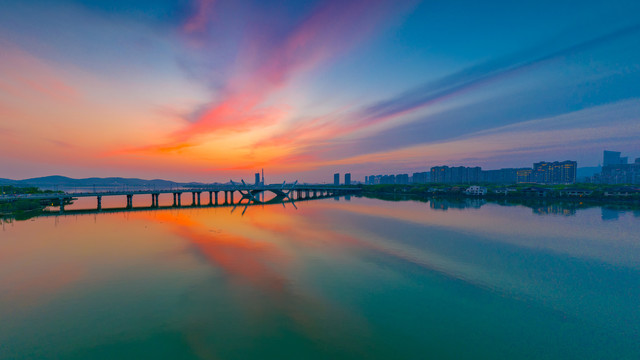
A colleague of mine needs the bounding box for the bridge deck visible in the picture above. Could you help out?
[0,185,360,202]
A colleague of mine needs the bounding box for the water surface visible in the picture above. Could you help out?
[1,197,639,359]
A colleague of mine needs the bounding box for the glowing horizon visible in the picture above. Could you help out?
[1,0,639,183]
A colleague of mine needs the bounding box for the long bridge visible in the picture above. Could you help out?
[0,181,361,212]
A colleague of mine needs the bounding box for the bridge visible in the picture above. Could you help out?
[0,181,361,212]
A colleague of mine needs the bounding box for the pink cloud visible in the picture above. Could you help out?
[130,0,402,155]
[183,0,216,34]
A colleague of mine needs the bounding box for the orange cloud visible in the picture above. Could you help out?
[113,0,400,172]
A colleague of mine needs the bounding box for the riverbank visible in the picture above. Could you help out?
[361,184,640,207]
[0,186,63,220]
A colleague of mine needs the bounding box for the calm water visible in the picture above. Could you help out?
[1,196,639,359]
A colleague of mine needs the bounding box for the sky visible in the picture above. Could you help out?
[1,0,639,183]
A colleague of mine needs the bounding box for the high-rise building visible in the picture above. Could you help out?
[334,173,340,186]
[603,151,624,166]
[533,162,551,183]
[430,166,481,183]
[599,151,640,184]
[344,173,351,185]
[517,169,533,183]
[380,175,395,184]
[431,166,449,183]
[533,161,576,184]
[481,168,527,183]
[254,173,260,186]
[412,172,430,184]
[396,174,409,184]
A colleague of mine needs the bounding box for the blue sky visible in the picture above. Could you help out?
[0,0,639,181]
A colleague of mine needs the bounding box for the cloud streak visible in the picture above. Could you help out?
[128,0,408,155]
[244,23,640,169]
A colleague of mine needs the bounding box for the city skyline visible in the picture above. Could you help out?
[1,0,640,183]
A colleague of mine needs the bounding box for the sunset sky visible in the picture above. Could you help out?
[1,0,639,183]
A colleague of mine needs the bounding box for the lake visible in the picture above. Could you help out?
[1,196,639,359]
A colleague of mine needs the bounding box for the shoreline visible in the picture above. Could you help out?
[361,191,640,210]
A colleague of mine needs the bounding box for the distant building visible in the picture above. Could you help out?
[431,166,449,183]
[560,188,593,197]
[334,173,340,186]
[412,172,430,184]
[465,186,487,196]
[517,169,533,183]
[254,173,260,186]
[481,168,528,183]
[532,161,576,184]
[603,150,628,166]
[381,174,396,184]
[604,150,621,166]
[600,163,640,184]
[598,151,640,184]
[430,166,481,183]
[344,173,351,186]
[396,174,409,184]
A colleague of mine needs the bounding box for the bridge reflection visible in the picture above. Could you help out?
[39,193,351,217]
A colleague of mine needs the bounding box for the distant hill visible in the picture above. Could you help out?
[0,176,208,188]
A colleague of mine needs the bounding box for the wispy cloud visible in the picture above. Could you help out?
[245,24,640,168]
[126,0,410,156]
[183,0,216,34]
[321,100,640,169]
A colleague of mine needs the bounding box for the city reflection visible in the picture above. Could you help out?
[430,198,486,210]
[366,193,640,218]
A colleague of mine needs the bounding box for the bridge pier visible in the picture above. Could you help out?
[13,184,356,215]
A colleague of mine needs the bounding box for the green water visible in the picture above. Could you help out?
[1,197,638,359]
